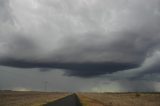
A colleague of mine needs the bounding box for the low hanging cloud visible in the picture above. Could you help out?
[0,0,160,77]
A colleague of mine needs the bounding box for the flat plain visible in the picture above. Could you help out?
[78,92,160,106]
[0,90,68,106]
[1,91,160,106]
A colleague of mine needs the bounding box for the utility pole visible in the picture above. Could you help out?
[44,81,48,92]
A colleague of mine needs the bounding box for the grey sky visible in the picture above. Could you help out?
[0,0,160,92]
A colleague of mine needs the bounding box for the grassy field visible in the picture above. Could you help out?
[78,92,160,106]
[0,90,68,106]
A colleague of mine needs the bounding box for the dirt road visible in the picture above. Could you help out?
[43,93,82,106]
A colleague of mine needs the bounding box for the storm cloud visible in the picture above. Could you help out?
[0,58,138,77]
[0,0,160,78]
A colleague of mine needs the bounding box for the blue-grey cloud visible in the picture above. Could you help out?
[0,57,138,77]
[0,0,160,78]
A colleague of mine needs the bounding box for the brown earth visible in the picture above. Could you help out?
[78,92,160,106]
[0,90,68,106]
[1,91,160,106]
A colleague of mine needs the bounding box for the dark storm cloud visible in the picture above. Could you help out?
[0,58,138,77]
[0,30,159,77]
[0,0,160,77]
[64,62,138,77]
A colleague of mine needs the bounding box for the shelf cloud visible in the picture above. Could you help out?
[0,0,160,91]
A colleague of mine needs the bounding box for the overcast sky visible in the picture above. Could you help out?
[0,0,160,92]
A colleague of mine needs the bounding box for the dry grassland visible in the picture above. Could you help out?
[78,93,160,106]
[1,91,160,106]
[0,90,68,106]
